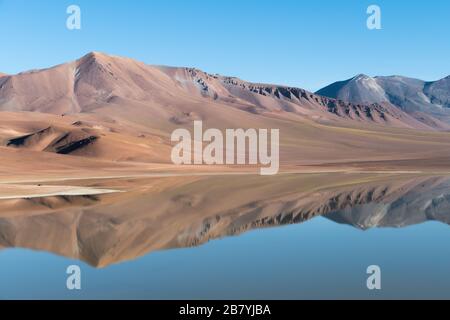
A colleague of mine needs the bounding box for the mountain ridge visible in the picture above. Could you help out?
[0,52,442,131]
[3,52,450,168]
[316,73,450,129]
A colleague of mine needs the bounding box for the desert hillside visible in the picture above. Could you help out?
[1,52,450,174]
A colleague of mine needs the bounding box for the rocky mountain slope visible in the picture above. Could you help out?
[317,74,450,129]
[0,52,436,130]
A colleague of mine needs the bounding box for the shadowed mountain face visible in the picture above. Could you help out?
[317,74,450,129]
[425,76,450,108]
[0,174,449,268]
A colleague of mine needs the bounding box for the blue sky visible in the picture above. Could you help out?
[0,0,448,91]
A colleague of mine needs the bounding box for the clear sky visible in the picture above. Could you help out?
[0,0,448,91]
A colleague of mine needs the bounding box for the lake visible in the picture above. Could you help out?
[1,173,450,299]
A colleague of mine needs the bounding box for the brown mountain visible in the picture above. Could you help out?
[2,52,450,172]
[0,52,436,130]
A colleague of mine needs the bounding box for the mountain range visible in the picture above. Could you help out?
[1,52,450,174]
[0,52,448,132]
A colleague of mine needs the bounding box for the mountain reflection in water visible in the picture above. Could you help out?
[0,173,449,268]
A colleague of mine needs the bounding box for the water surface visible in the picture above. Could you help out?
[1,173,450,299]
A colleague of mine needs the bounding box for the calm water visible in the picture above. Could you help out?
[1,174,450,299]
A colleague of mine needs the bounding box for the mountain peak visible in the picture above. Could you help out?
[83,51,109,58]
[352,74,372,81]
[78,51,113,63]
[78,51,133,66]
[316,74,386,105]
